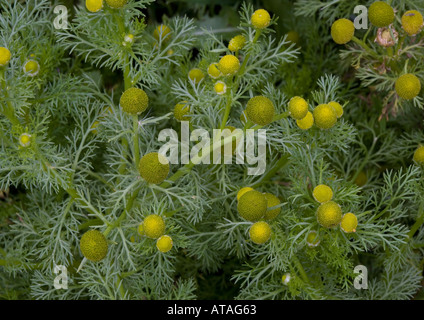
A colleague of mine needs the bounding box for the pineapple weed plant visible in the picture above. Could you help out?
[2,0,424,301]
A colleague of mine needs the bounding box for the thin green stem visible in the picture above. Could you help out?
[133,115,140,166]
[351,36,378,58]
[408,202,424,239]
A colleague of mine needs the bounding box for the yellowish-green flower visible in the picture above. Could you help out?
[86,0,103,12]
[246,96,275,126]
[237,187,254,201]
[237,190,267,221]
[369,1,394,27]
[19,133,31,147]
[138,152,170,184]
[0,47,11,66]
[207,63,221,79]
[296,111,314,130]
[174,101,191,122]
[214,81,227,95]
[263,193,281,220]
[119,87,149,115]
[249,221,272,244]
[306,231,320,247]
[228,35,246,52]
[313,104,337,129]
[340,213,358,233]
[288,96,308,120]
[143,214,165,239]
[156,235,173,252]
[218,55,240,76]
[331,19,355,44]
[312,184,333,203]
[402,10,424,36]
[317,201,342,228]
[328,101,343,118]
[80,230,108,262]
[251,9,271,29]
[413,145,424,164]
[23,59,40,77]
[395,73,421,100]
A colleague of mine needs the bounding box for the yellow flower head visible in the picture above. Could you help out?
[23,59,40,77]
[105,0,127,9]
[174,101,191,122]
[402,10,424,36]
[317,201,342,228]
[156,235,173,253]
[331,18,355,44]
[80,230,108,262]
[249,221,272,244]
[153,24,172,41]
[246,96,275,126]
[237,187,254,201]
[354,171,368,187]
[0,47,11,66]
[288,96,308,120]
[138,152,170,184]
[296,111,314,130]
[214,81,227,95]
[313,184,333,203]
[188,68,205,84]
[19,133,31,147]
[218,55,240,76]
[119,87,149,115]
[263,193,281,220]
[237,190,267,221]
[395,73,421,100]
[251,9,271,29]
[413,145,424,164]
[123,34,134,46]
[86,0,103,12]
[306,230,320,247]
[369,1,394,27]
[340,213,358,233]
[207,63,221,79]
[313,104,337,129]
[143,214,165,239]
[228,35,246,52]
[328,101,343,118]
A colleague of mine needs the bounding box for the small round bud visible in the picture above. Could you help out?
[313,104,337,130]
[153,25,172,41]
[317,201,342,228]
[369,1,394,27]
[288,96,308,120]
[143,214,165,239]
[23,59,40,77]
[86,0,103,12]
[246,96,275,126]
[174,101,191,122]
[312,184,333,203]
[251,9,271,29]
[331,19,355,44]
[19,133,31,147]
[263,193,281,220]
[306,231,320,247]
[214,81,227,95]
[413,146,424,164]
[340,213,358,233]
[395,73,421,100]
[237,187,254,201]
[156,235,173,252]
[207,63,221,79]
[0,47,11,66]
[138,152,170,185]
[237,190,267,221]
[80,230,108,262]
[328,101,343,118]
[249,221,272,244]
[296,111,314,130]
[119,87,149,115]
[401,10,424,36]
[228,35,246,52]
[218,55,240,76]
